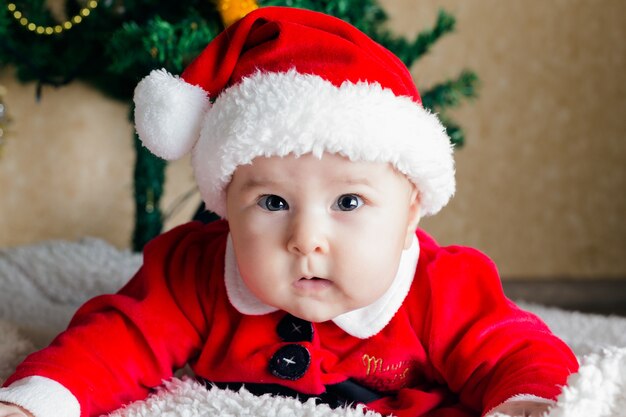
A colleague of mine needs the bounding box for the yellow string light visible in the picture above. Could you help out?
[215,0,258,28]
[7,1,99,35]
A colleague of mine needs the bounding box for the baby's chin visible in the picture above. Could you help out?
[282,305,347,324]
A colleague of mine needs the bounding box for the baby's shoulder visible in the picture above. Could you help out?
[415,229,495,270]
[142,220,230,261]
[409,231,505,311]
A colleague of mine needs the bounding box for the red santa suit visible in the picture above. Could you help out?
[0,220,578,417]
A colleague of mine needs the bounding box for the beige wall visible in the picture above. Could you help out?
[1,0,624,279]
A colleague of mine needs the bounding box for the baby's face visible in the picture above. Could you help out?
[225,152,421,323]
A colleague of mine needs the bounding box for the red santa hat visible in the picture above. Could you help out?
[133,6,455,218]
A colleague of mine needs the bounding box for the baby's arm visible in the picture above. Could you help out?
[1,223,216,416]
[420,246,578,413]
[0,402,34,417]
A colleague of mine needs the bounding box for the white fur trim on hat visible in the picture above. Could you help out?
[192,69,455,218]
[134,69,211,160]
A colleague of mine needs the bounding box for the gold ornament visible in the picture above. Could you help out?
[215,0,258,28]
[7,1,99,35]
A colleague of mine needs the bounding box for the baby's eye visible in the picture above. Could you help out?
[333,194,363,211]
[257,195,289,211]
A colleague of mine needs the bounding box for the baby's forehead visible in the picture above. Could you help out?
[237,152,400,177]
[230,152,412,190]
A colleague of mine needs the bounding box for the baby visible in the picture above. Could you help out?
[0,6,578,417]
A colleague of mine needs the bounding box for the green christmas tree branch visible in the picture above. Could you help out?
[421,70,479,111]
[421,70,479,148]
[132,132,166,251]
[108,13,220,76]
[373,9,456,68]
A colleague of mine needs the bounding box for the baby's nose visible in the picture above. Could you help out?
[286,211,329,255]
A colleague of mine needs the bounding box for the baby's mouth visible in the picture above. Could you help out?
[294,276,332,291]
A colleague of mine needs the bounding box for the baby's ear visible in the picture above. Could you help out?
[404,186,421,249]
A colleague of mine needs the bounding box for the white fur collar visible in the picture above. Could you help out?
[224,234,419,339]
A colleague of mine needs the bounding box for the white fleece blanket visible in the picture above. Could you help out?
[0,238,625,417]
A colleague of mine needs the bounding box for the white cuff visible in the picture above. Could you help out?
[0,376,80,417]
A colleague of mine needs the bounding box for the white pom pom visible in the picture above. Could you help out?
[133,69,210,160]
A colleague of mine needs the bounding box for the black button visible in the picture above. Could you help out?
[277,314,314,342]
[269,344,311,380]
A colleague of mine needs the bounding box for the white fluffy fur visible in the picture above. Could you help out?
[190,69,455,218]
[134,69,210,160]
[107,378,383,417]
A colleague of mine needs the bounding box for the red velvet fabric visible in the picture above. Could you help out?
[4,221,578,417]
[181,6,422,104]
